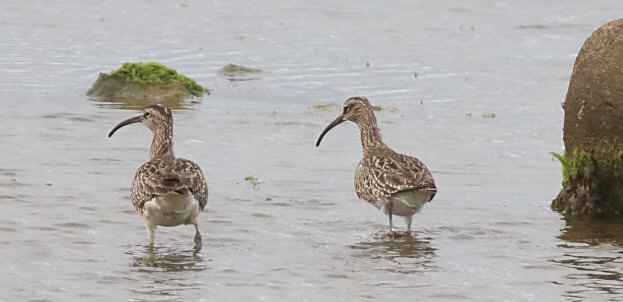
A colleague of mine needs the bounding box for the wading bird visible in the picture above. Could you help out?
[109,104,208,249]
[316,97,436,235]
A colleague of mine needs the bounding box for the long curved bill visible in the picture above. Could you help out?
[315,115,345,147]
[108,115,143,137]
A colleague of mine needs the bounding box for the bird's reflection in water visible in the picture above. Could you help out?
[553,216,623,300]
[125,244,211,301]
[127,244,209,273]
[350,231,437,273]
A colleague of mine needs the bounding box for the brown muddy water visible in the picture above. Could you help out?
[1,1,623,301]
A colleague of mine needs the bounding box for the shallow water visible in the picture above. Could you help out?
[1,1,623,301]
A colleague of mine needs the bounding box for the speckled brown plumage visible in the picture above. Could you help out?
[132,158,208,213]
[354,149,436,202]
[109,104,208,248]
[316,96,436,234]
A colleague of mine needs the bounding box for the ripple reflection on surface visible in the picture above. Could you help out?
[555,217,623,300]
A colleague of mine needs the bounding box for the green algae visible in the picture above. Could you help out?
[244,176,263,190]
[111,62,204,96]
[552,148,623,183]
[481,112,496,118]
[551,151,588,183]
[552,146,623,214]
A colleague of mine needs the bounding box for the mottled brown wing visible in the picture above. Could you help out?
[171,158,208,210]
[355,153,436,201]
[131,158,208,212]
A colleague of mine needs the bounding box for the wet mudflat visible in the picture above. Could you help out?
[1,1,623,301]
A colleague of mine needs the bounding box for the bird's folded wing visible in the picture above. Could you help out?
[356,155,436,201]
[171,158,209,210]
[131,159,208,211]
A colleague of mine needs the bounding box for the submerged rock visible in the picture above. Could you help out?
[552,19,623,215]
[218,63,263,81]
[218,63,263,76]
[310,103,386,112]
[87,62,207,108]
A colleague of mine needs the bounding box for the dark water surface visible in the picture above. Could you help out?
[1,1,622,301]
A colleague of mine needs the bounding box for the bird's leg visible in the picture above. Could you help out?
[404,215,413,232]
[387,201,397,238]
[145,222,157,246]
[194,224,202,251]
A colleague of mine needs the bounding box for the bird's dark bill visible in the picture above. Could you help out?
[108,115,142,137]
[316,115,345,147]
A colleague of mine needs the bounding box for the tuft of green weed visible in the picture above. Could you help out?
[552,148,623,182]
[111,62,204,96]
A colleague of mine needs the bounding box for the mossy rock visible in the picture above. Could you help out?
[552,147,623,215]
[553,19,623,215]
[87,62,207,108]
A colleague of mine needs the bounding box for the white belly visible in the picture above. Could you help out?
[370,190,433,217]
[142,191,199,227]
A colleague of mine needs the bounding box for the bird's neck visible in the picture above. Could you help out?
[358,118,385,153]
[150,128,175,160]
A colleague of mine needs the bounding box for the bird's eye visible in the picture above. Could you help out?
[143,112,151,118]
[343,106,350,114]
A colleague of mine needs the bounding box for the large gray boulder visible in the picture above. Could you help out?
[553,19,623,215]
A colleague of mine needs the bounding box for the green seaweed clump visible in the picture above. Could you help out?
[481,112,496,118]
[552,146,623,214]
[552,148,623,183]
[551,151,589,183]
[244,176,263,190]
[112,62,204,96]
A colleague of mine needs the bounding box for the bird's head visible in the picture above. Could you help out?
[108,104,173,137]
[315,96,376,147]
